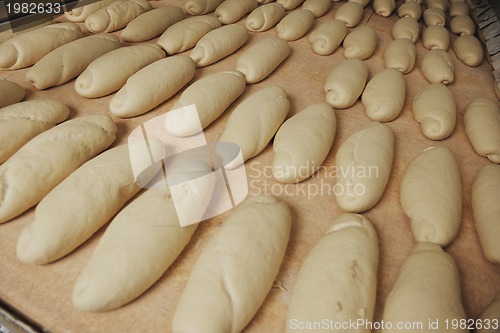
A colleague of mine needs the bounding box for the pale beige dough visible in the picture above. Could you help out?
[382,242,468,333]
[308,19,348,56]
[373,0,396,17]
[110,56,195,118]
[334,2,364,28]
[26,34,121,90]
[405,0,423,3]
[85,0,152,33]
[302,0,332,17]
[453,34,483,67]
[422,25,450,50]
[245,3,286,31]
[348,0,371,8]
[383,38,416,74]
[0,80,25,108]
[76,44,165,99]
[0,115,116,224]
[257,0,275,4]
[215,0,259,24]
[425,0,448,10]
[362,68,406,122]
[449,1,469,16]
[276,9,315,41]
[392,16,420,43]
[64,0,121,22]
[400,146,462,246]
[273,103,336,183]
[423,8,446,26]
[463,97,500,163]
[172,194,291,333]
[477,293,500,333]
[277,0,306,10]
[0,23,83,70]
[335,123,394,212]
[343,25,378,60]
[450,14,475,35]
[185,0,224,14]
[286,214,379,333]
[325,59,368,108]
[236,37,290,84]
[0,99,69,164]
[156,15,222,55]
[420,49,455,84]
[397,1,422,19]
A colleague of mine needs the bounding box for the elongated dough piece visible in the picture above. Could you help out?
[165,71,246,136]
[449,1,469,17]
[0,115,116,224]
[450,14,475,35]
[348,0,371,8]
[190,24,248,67]
[423,8,446,26]
[397,1,422,19]
[172,194,291,333]
[302,0,332,17]
[334,2,364,28]
[384,38,416,74]
[308,19,348,56]
[277,0,306,10]
[273,103,336,183]
[236,37,290,84]
[0,99,69,164]
[400,146,462,246]
[392,17,420,43]
[382,242,468,333]
[343,25,377,60]
[120,7,186,42]
[324,59,369,108]
[64,0,121,22]
[362,68,406,122]
[185,0,224,14]
[334,123,394,212]
[276,9,315,41]
[477,293,500,333]
[286,213,378,333]
[85,0,152,33]
[219,86,290,168]
[215,0,259,24]
[26,34,121,90]
[0,23,83,70]
[464,98,500,163]
[422,25,450,50]
[420,49,454,84]
[245,3,286,31]
[110,56,195,118]
[425,0,448,10]
[373,0,396,17]
[0,80,25,108]
[453,34,483,67]
[76,44,165,99]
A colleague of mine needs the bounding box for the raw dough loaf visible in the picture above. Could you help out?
[236,37,290,84]
[405,0,423,3]
[257,0,275,4]
[185,0,224,14]
[276,9,315,41]
[26,34,121,90]
[120,7,186,42]
[171,194,291,333]
[0,99,69,164]
[273,103,336,183]
[302,0,332,17]
[85,0,151,33]
[286,213,379,333]
[110,56,195,118]
[348,0,371,8]
[215,0,259,24]
[76,44,166,98]
[477,293,500,333]
[397,1,422,19]
[308,19,348,56]
[450,14,475,35]
[334,2,364,28]
[165,71,246,136]
[463,97,500,163]
[362,68,406,122]
[392,17,420,43]
[190,24,248,67]
[422,25,449,50]
[0,23,83,70]
[423,8,446,26]
[64,0,120,22]
[335,123,394,212]
[0,115,116,224]
[245,3,286,31]
[425,0,448,10]
[0,80,25,108]
[219,86,290,168]
[400,146,462,246]
[382,242,468,333]
[325,58,369,108]
[277,0,306,10]
[453,34,483,67]
[343,25,378,60]
[420,49,455,84]
[373,0,396,17]
[157,15,222,55]
[383,38,416,74]
[449,1,469,17]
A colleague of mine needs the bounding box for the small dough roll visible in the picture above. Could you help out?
[343,25,378,60]
[384,38,416,74]
[450,14,475,35]
[400,146,462,246]
[382,242,468,333]
[334,2,364,28]
[362,68,406,122]
[0,115,117,224]
[110,56,195,118]
[348,0,371,8]
[453,34,483,67]
[245,3,286,32]
[302,0,332,17]
[64,0,120,22]
[157,15,222,55]
[397,1,422,20]
[392,17,420,43]
[420,49,454,85]
[185,0,224,15]
[76,44,166,98]
[286,213,379,333]
[0,80,25,108]
[449,1,469,17]
[273,103,336,183]
[120,7,186,42]
[0,23,83,70]
[219,86,290,168]
[324,59,369,108]
[477,294,500,333]
[373,0,396,17]
[236,37,291,84]
[423,8,446,26]
[215,0,259,24]
[425,0,449,10]
[335,123,394,212]
[276,9,315,41]
[277,0,306,10]
[308,19,348,56]
[85,0,152,33]
[422,25,450,50]
[165,71,246,136]
[0,99,69,164]
[463,98,500,163]
[26,34,121,90]
[190,24,248,67]
[172,194,291,333]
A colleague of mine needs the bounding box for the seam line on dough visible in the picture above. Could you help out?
[218,247,235,332]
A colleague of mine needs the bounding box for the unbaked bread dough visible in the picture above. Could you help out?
[453,34,483,67]
[302,0,332,17]
[343,25,378,60]
[245,3,286,32]
[422,25,450,50]
[308,19,348,56]
[392,16,420,43]
[477,293,500,333]
[383,38,416,74]
[85,0,152,33]
[397,0,422,19]
[425,0,448,10]
[373,0,396,17]
[400,146,462,246]
[325,58,369,108]
[277,0,306,10]
[450,14,476,35]
[0,80,25,108]
[334,2,364,28]
[348,0,371,8]
[185,0,224,15]
[420,49,455,85]
[449,1,469,17]
[64,0,120,22]
[276,9,315,41]
[423,8,446,26]
[273,103,336,183]
[215,0,259,24]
